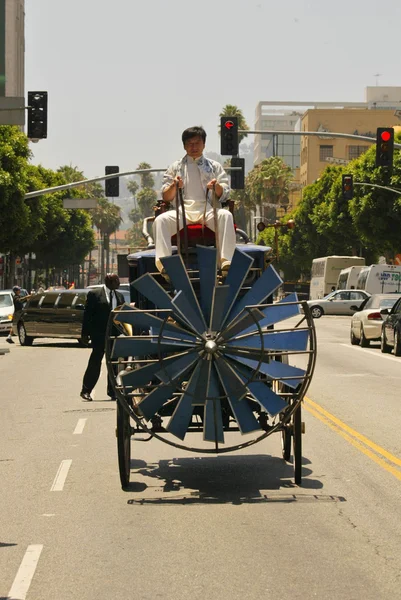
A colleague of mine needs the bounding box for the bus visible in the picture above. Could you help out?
[336,265,365,290]
[309,256,366,300]
[356,264,401,294]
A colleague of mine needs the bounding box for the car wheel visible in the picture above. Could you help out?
[381,329,391,354]
[394,330,401,357]
[360,326,370,347]
[310,306,323,319]
[350,327,359,345]
[18,323,34,346]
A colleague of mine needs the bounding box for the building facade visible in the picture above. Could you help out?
[300,106,400,187]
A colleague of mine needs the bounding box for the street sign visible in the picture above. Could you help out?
[63,198,97,209]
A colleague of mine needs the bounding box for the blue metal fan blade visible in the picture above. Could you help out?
[223,359,288,417]
[149,324,199,345]
[214,357,261,434]
[160,255,207,331]
[220,249,254,328]
[172,290,207,336]
[156,348,201,384]
[210,285,230,332]
[238,293,301,336]
[132,273,175,310]
[204,365,224,443]
[197,246,217,324]
[111,336,194,359]
[120,350,198,389]
[227,329,309,352]
[113,307,198,343]
[226,264,283,326]
[138,382,178,421]
[166,366,202,440]
[224,353,305,389]
[191,358,212,405]
[247,381,288,416]
[218,307,265,342]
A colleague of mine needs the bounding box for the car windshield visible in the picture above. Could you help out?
[364,295,400,310]
[323,291,336,300]
[0,293,13,307]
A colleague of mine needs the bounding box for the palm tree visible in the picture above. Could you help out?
[247,157,293,222]
[219,105,250,143]
[91,198,122,277]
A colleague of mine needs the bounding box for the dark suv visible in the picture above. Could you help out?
[381,296,401,356]
[12,289,89,346]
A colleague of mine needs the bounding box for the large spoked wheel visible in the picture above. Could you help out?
[106,247,316,463]
[293,403,303,485]
[116,399,131,489]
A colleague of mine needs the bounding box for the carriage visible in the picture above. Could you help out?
[105,206,316,490]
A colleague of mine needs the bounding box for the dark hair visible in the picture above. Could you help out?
[182,126,206,145]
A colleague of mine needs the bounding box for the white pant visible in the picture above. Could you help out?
[153,208,236,272]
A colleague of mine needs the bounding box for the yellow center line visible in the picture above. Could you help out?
[304,397,401,483]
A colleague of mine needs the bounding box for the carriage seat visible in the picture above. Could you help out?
[171,223,237,248]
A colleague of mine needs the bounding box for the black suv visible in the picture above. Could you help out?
[12,289,89,346]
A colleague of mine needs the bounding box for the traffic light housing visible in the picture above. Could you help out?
[105,166,119,197]
[230,157,245,190]
[342,174,353,200]
[375,128,394,170]
[27,91,48,139]
[220,116,239,156]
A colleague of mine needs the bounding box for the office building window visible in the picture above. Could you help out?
[319,145,333,161]
[348,146,369,160]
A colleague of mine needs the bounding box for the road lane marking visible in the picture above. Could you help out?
[304,397,401,482]
[73,418,87,434]
[8,544,43,600]
[340,343,401,363]
[50,459,72,491]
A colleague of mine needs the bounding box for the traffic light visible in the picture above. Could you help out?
[27,91,48,139]
[220,116,239,156]
[375,128,394,170]
[105,166,119,197]
[342,174,353,200]
[230,157,245,190]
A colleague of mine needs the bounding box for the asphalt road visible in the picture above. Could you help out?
[1,317,401,600]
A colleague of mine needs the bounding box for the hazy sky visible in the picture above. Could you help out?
[25,0,401,178]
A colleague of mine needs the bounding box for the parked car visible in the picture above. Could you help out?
[306,289,370,318]
[380,296,401,355]
[350,293,401,347]
[0,290,14,334]
[12,289,90,346]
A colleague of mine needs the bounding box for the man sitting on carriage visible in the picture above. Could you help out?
[153,125,236,273]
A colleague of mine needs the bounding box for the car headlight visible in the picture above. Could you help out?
[8,314,13,320]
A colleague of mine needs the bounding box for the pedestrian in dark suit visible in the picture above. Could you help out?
[80,273,125,401]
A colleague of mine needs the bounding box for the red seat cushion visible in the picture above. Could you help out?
[171,223,237,247]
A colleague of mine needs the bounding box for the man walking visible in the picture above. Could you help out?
[153,125,236,273]
[80,273,125,401]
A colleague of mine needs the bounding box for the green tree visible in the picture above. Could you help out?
[247,157,293,221]
[219,105,249,144]
[137,161,155,189]
[91,197,122,235]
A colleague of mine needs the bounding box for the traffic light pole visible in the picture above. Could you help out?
[241,130,401,149]
[353,182,401,196]
[24,167,242,200]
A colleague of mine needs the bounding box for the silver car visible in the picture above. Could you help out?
[307,289,370,318]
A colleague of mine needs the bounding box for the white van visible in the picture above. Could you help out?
[337,266,365,290]
[356,264,401,295]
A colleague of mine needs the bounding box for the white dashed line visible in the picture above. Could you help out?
[50,459,72,491]
[8,544,43,599]
[73,418,87,435]
[340,343,401,363]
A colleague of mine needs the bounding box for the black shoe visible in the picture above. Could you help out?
[6,337,14,344]
[80,391,93,402]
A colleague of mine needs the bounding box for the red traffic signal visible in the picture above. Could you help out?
[342,174,353,200]
[220,116,239,156]
[375,127,394,170]
[286,219,295,229]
